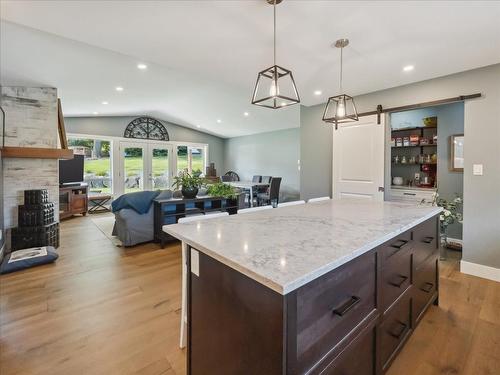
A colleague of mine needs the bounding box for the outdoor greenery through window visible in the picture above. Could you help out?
[177,146,204,176]
[123,147,144,193]
[68,138,112,194]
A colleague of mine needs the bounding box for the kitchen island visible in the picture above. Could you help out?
[165,199,442,375]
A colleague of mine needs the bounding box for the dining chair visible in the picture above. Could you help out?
[177,212,229,349]
[238,205,273,214]
[255,176,272,197]
[257,177,282,206]
[308,196,330,203]
[224,171,240,181]
[278,200,306,207]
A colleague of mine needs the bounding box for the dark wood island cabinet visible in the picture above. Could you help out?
[165,200,441,375]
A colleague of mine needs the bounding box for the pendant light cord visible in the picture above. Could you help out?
[273,0,277,67]
[339,46,343,92]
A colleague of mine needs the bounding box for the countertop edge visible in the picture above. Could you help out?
[164,208,442,295]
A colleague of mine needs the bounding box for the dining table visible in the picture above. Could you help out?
[227,181,269,207]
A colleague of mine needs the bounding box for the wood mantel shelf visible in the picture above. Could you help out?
[0,146,74,159]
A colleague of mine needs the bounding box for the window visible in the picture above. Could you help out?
[176,145,205,176]
[68,138,113,194]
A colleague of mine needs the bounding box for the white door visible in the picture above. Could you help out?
[147,143,174,190]
[120,141,146,194]
[332,114,385,200]
[119,141,174,194]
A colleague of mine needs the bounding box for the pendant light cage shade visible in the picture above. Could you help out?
[322,94,359,128]
[252,65,300,109]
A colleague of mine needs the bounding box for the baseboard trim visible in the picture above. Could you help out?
[460,260,500,283]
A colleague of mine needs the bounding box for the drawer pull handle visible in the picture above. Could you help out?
[333,296,361,317]
[389,275,408,288]
[403,192,416,196]
[422,236,434,244]
[388,321,408,340]
[390,239,409,250]
[420,282,434,293]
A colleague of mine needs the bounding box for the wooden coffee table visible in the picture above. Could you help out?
[88,193,112,213]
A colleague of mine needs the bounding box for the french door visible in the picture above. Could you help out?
[119,141,174,194]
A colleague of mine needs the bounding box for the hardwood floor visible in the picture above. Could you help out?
[1,215,499,375]
[0,215,185,375]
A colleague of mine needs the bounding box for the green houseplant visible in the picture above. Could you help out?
[206,182,238,199]
[437,194,463,252]
[172,171,205,199]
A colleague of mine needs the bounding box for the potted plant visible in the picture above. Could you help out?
[206,182,239,200]
[172,171,205,199]
[437,194,463,257]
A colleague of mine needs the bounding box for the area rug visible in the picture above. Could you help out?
[90,213,123,246]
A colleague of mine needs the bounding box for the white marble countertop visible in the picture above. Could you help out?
[164,199,442,295]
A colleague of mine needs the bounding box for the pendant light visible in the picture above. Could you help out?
[322,38,358,129]
[251,0,300,109]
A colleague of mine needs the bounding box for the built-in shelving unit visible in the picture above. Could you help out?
[390,123,438,201]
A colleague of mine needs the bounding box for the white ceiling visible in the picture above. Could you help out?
[1,1,499,138]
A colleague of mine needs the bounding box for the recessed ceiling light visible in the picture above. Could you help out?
[196,125,201,128]
[115,86,124,92]
[216,119,222,123]
[137,63,147,70]
[314,90,322,96]
[403,65,414,72]
[93,112,99,115]
[243,112,249,117]
[101,101,108,105]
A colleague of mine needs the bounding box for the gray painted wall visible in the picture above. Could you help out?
[300,105,333,201]
[390,103,465,239]
[224,128,300,202]
[64,116,225,172]
[300,63,500,269]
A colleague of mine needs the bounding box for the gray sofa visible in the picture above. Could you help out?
[112,206,155,246]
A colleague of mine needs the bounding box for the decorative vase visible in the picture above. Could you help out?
[181,186,198,199]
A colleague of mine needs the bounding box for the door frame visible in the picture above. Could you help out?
[331,114,387,200]
[67,132,209,197]
[119,140,148,194]
[146,142,175,191]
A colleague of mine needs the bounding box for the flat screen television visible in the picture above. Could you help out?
[59,154,84,185]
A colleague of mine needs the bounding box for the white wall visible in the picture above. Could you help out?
[301,63,500,271]
[224,128,300,201]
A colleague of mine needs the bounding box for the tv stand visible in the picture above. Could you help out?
[59,183,88,220]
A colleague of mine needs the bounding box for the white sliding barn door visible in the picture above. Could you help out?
[332,114,385,200]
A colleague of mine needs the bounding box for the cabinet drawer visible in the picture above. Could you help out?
[293,251,377,373]
[389,188,436,204]
[380,293,412,370]
[413,255,438,325]
[320,324,376,375]
[413,217,438,267]
[379,230,412,262]
[380,243,412,312]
